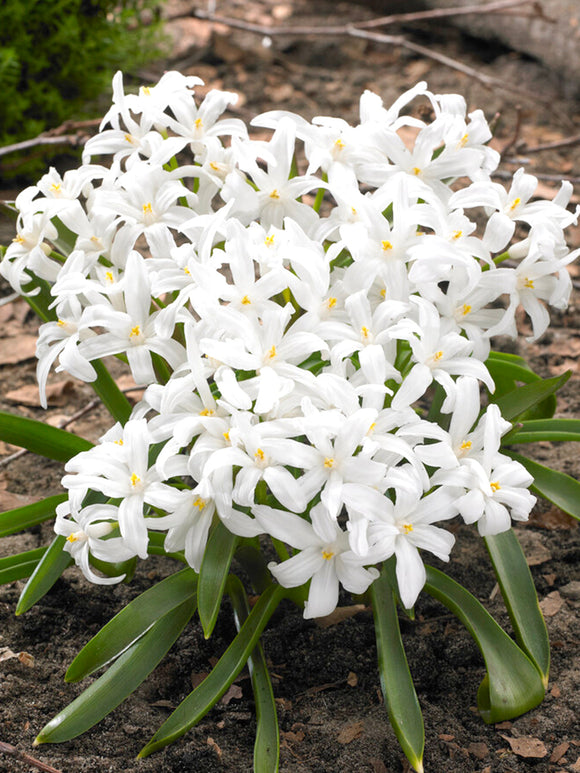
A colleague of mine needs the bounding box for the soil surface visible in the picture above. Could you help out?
[1,1,579,772]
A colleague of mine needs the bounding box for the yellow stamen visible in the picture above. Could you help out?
[209,161,220,171]
[50,183,62,194]
[461,303,472,316]
[143,202,153,214]
[460,440,472,451]
[367,422,376,435]
[458,133,469,148]
[509,197,521,212]
[266,345,276,360]
[264,235,275,247]
[194,118,203,129]
[433,350,444,361]
[124,133,135,144]
[200,408,215,416]
[129,325,141,338]
[57,319,66,327]
[334,138,345,150]
[380,287,386,298]
[90,235,101,243]
[223,431,230,442]
[130,473,141,487]
[269,189,280,200]
[254,448,265,462]
[412,167,421,176]
[105,271,114,283]
[114,439,124,446]
[490,481,501,492]
[67,532,80,543]
[361,326,370,340]
[381,240,393,251]
[324,457,334,468]
[402,523,413,534]
[183,266,190,275]
[326,297,337,309]
[13,235,25,244]
[322,550,334,561]
[451,230,463,240]
[523,277,534,289]
[193,497,206,510]
[351,206,357,216]
[142,86,151,96]
[241,295,251,305]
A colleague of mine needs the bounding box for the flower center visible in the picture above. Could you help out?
[130,473,141,488]
[269,189,280,200]
[322,549,334,561]
[324,457,334,468]
[401,523,413,534]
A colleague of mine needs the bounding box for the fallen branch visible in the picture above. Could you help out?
[520,134,580,154]
[191,4,547,102]
[0,135,82,160]
[0,741,62,773]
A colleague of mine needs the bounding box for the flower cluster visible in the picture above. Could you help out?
[2,72,578,616]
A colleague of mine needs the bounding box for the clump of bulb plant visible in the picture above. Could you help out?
[1,71,579,772]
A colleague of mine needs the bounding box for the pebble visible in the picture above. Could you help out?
[559,581,580,601]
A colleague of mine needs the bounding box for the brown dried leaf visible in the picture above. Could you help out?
[220,683,243,706]
[347,671,358,687]
[516,530,552,565]
[337,720,364,744]
[5,380,75,407]
[550,741,570,763]
[468,741,489,759]
[315,604,366,628]
[17,651,35,667]
[539,590,563,617]
[369,759,388,773]
[501,735,548,759]
[0,335,37,365]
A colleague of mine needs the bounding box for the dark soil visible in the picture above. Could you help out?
[1,1,580,771]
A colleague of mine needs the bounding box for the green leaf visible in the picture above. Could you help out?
[507,451,580,520]
[485,530,549,687]
[66,567,198,682]
[371,567,424,773]
[0,493,67,538]
[89,359,133,425]
[493,371,570,422]
[197,520,238,639]
[424,565,545,723]
[35,596,195,744]
[0,546,46,585]
[138,583,286,758]
[228,575,279,773]
[16,535,73,615]
[504,418,580,444]
[0,410,93,461]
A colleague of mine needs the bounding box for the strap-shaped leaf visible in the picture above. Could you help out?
[371,568,424,773]
[504,418,580,444]
[0,546,46,585]
[0,411,92,461]
[228,575,279,773]
[35,596,195,744]
[485,530,549,686]
[89,360,133,425]
[138,583,286,758]
[493,371,570,422]
[0,493,67,538]
[424,565,544,723]
[16,535,73,615]
[198,520,238,639]
[66,567,198,682]
[507,451,580,520]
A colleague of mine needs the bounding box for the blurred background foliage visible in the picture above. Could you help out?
[0,0,167,180]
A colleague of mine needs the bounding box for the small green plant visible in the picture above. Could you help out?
[0,0,166,177]
[1,72,579,772]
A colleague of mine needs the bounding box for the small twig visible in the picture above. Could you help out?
[0,135,83,159]
[501,105,525,157]
[0,741,63,773]
[520,134,580,154]
[0,447,27,470]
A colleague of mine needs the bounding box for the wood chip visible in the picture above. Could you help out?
[369,759,388,773]
[337,721,364,744]
[206,736,222,759]
[539,591,563,617]
[468,741,489,759]
[501,735,548,759]
[550,684,561,698]
[347,671,358,687]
